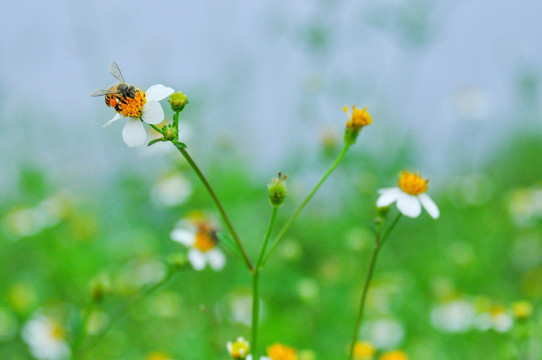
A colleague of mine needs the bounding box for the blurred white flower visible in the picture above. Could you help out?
[3,192,73,239]
[103,84,174,147]
[362,318,404,349]
[170,214,225,271]
[151,172,192,207]
[453,86,490,121]
[22,315,70,360]
[377,170,439,219]
[431,299,476,333]
[473,306,513,333]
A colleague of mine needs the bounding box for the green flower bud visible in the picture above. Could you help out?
[268,172,288,207]
[89,274,111,303]
[169,92,188,112]
[167,252,188,270]
[162,124,177,141]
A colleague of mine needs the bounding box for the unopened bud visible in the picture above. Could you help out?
[89,274,111,303]
[162,124,177,141]
[268,172,288,207]
[167,252,188,269]
[169,92,188,112]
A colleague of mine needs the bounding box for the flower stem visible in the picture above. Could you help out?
[263,144,351,264]
[175,146,254,271]
[347,213,401,360]
[251,207,278,357]
[76,267,179,359]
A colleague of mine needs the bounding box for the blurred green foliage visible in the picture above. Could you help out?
[1,131,540,360]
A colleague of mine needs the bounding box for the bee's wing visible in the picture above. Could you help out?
[109,62,125,82]
[89,89,118,96]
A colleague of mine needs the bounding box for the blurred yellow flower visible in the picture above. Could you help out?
[227,337,250,359]
[512,300,533,320]
[379,350,408,360]
[353,341,375,359]
[267,343,298,360]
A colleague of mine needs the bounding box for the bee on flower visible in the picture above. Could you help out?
[90,62,174,147]
[21,314,70,360]
[376,170,439,219]
[170,212,225,271]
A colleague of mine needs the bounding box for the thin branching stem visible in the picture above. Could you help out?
[175,146,254,271]
[263,143,351,264]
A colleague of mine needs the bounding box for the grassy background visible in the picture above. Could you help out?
[1,129,541,360]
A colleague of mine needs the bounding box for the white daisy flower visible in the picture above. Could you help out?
[21,314,70,360]
[227,337,250,359]
[377,170,440,219]
[170,214,226,271]
[103,84,174,147]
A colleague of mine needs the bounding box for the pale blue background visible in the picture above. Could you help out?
[1,0,541,192]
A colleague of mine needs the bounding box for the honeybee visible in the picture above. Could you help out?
[90,62,138,111]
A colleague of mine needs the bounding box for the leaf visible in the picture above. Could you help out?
[174,141,187,149]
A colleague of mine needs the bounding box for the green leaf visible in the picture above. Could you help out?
[174,142,187,149]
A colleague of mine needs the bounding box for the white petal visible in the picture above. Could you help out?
[188,249,207,271]
[170,229,195,246]
[207,248,226,271]
[419,193,440,219]
[103,113,122,127]
[122,118,146,147]
[376,188,402,207]
[141,101,164,125]
[145,84,174,101]
[396,193,422,218]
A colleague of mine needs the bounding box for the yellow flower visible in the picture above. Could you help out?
[343,105,372,145]
[353,341,375,359]
[227,337,250,359]
[512,300,533,320]
[267,343,298,360]
[146,352,171,360]
[379,350,408,360]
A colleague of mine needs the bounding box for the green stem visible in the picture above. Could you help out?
[77,268,178,359]
[251,207,278,357]
[263,144,350,264]
[175,146,254,272]
[173,111,179,133]
[347,213,401,360]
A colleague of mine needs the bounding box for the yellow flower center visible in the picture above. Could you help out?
[267,343,298,360]
[146,352,170,360]
[50,322,65,340]
[343,105,372,130]
[230,340,250,358]
[354,341,375,358]
[398,170,428,195]
[193,223,217,252]
[118,90,146,118]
